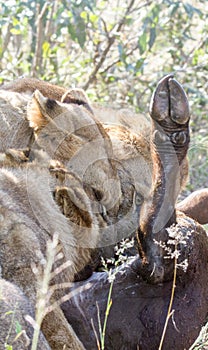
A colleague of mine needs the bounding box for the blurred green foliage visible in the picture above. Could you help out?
[0,0,208,191]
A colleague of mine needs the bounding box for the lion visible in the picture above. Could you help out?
[0,146,100,349]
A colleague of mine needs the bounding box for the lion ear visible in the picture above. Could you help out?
[61,88,93,113]
[27,90,59,131]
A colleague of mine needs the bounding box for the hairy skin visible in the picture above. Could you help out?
[176,188,208,225]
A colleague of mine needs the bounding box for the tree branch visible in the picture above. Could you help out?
[31,2,49,77]
[100,44,139,75]
[83,0,136,90]
[0,20,12,68]
[45,1,58,43]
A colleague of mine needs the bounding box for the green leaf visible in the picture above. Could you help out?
[183,3,202,19]
[138,32,147,55]
[118,43,126,63]
[89,13,98,24]
[42,41,50,58]
[75,15,86,48]
[183,3,194,18]
[15,321,22,334]
[5,311,14,316]
[135,58,145,71]
[12,17,20,26]
[68,14,86,48]
[5,345,13,350]
[68,22,77,41]
[169,2,180,17]
[10,28,21,35]
[149,27,156,50]
[80,11,88,21]
[151,4,160,24]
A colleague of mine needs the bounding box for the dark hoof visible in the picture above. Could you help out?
[150,75,190,125]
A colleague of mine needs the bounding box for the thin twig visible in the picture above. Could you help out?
[31,234,58,350]
[45,1,56,43]
[182,35,208,70]
[50,259,73,280]
[0,21,12,62]
[101,44,139,75]
[4,303,18,346]
[100,280,114,350]
[96,302,103,347]
[189,321,208,349]
[91,318,101,350]
[100,18,110,38]
[158,244,178,350]
[44,283,91,316]
[83,0,136,90]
